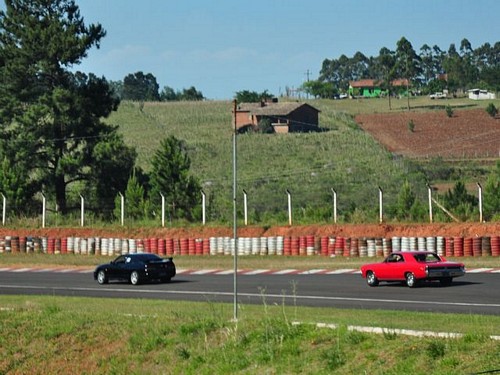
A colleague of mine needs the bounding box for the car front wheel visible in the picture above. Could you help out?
[130,271,140,285]
[366,271,379,287]
[440,277,452,286]
[405,272,417,288]
[97,270,108,285]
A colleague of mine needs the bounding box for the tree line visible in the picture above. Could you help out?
[109,72,204,102]
[303,36,500,100]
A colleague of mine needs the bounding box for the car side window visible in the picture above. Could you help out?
[387,254,403,262]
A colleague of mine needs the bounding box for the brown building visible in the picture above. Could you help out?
[234,100,320,133]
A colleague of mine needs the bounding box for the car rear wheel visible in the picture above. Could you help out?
[366,271,379,287]
[97,270,108,285]
[130,271,140,285]
[405,272,417,288]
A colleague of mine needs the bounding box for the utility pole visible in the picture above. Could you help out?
[232,99,238,321]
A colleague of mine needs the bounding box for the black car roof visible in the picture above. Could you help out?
[126,253,162,261]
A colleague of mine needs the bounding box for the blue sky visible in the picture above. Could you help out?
[16,1,500,99]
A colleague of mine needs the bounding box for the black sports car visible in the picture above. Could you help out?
[94,253,176,285]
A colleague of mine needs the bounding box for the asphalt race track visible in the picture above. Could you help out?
[0,269,499,315]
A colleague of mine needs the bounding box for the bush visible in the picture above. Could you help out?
[445,105,453,118]
[485,103,498,118]
[257,118,274,134]
[408,119,415,132]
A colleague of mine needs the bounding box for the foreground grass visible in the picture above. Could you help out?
[0,296,499,374]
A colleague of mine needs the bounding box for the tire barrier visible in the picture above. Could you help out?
[492,236,500,257]
[0,234,499,257]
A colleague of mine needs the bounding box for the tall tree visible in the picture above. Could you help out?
[149,136,201,221]
[419,44,435,85]
[301,80,335,99]
[395,37,421,110]
[0,156,36,214]
[0,0,135,215]
[179,86,204,101]
[234,90,272,103]
[376,47,397,110]
[160,85,178,101]
[122,71,160,101]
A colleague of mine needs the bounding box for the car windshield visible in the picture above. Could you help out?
[413,253,441,263]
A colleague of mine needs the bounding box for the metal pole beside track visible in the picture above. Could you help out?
[232,99,238,321]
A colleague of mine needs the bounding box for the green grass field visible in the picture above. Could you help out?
[105,96,499,224]
[1,295,499,374]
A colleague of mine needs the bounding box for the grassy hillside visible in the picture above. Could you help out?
[105,97,497,224]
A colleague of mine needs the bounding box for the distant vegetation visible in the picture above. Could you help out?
[302,37,500,100]
[107,97,500,224]
[110,72,204,102]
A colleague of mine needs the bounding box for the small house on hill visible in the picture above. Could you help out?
[348,78,409,98]
[468,89,496,100]
[234,100,320,133]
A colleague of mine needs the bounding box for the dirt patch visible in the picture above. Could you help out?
[355,109,500,159]
[0,222,498,239]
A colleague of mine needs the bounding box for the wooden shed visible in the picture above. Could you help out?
[234,100,320,133]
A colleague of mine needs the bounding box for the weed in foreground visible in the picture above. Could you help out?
[426,340,446,359]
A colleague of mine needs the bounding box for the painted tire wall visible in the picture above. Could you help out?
[0,235,498,257]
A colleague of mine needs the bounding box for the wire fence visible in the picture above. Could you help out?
[1,182,491,228]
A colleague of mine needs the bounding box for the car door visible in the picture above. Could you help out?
[389,256,408,280]
[108,255,128,280]
[377,253,406,280]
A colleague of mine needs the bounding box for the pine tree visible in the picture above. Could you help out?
[395,179,415,220]
[0,0,136,215]
[149,136,201,220]
[483,162,500,220]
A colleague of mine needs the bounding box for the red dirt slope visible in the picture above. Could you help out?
[356,109,499,159]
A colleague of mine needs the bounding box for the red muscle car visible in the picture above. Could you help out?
[360,251,465,288]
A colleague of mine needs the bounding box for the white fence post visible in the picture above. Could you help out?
[243,189,248,226]
[41,193,46,228]
[201,190,206,225]
[1,193,6,226]
[331,188,337,223]
[119,192,124,226]
[287,189,292,226]
[477,182,483,223]
[160,193,165,227]
[80,194,85,227]
[378,186,383,223]
[427,184,433,223]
